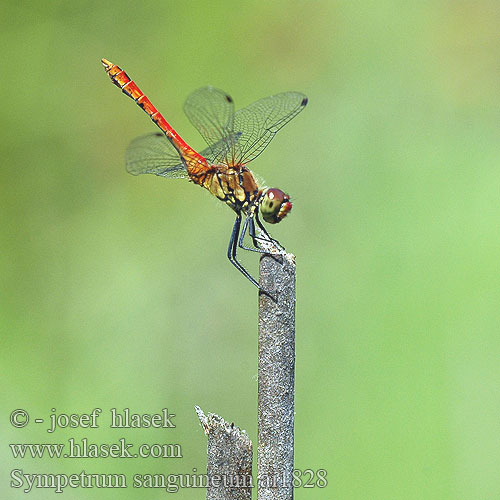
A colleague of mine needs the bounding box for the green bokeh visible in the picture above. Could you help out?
[2,1,500,498]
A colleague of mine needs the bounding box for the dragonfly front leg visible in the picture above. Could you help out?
[252,212,285,251]
[228,214,262,289]
[238,215,267,254]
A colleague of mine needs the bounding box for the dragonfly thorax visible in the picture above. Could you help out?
[258,188,292,224]
[192,164,260,214]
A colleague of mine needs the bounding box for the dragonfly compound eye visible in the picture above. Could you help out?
[260,188,292,224]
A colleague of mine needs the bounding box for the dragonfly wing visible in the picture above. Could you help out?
[232,92,308,165]
[126,133,189,178]
[200,132,243,164]
[184,86,235,161]
[125,132,242,178]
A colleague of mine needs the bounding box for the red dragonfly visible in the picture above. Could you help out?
[101,59,307,289]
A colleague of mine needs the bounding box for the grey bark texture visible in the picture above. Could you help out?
[195,246,296,500]
[258,249,296,500]
[195,406,253,500]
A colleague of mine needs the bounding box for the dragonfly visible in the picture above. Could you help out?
[101,58,307,290]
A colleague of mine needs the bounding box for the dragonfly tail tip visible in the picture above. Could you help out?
[101,58,113,70]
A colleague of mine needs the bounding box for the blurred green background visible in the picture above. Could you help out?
[2,0,500,498]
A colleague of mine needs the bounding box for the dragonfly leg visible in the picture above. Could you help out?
[238,215,267,253]
[249,216,269,246]
[253,212,285,251]
[228,215,263,290]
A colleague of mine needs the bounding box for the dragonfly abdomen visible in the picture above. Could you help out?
[101,59,207,173]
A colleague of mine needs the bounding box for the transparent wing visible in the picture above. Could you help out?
[125,132,241,178]
[126,133,189,178]
[231,92,308,165]
[203,131,243,164]
[184,86,235,161]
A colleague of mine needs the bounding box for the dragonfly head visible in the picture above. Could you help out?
[259,188,292,224]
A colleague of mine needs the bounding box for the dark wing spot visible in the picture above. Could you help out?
[225,95,233,103]
[301,97,308,106]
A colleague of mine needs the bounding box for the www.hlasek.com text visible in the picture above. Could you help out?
[10,438,182,459]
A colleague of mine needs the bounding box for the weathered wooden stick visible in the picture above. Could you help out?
[195,406,253,500]
[258,249,296,500]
